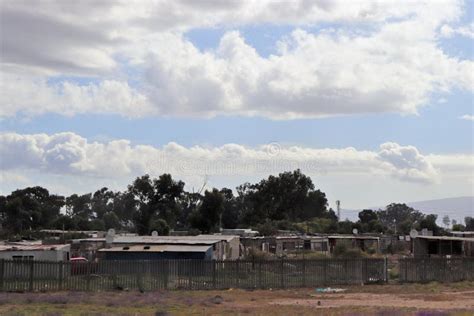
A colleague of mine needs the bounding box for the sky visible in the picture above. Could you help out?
[0,0,473,212]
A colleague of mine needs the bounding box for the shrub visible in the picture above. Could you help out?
[333,244,366,258]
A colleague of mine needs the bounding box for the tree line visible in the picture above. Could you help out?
[1,170,472,238]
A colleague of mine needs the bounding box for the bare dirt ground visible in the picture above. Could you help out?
[0,282,473,315]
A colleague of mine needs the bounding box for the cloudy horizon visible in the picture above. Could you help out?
[1,0,473,211]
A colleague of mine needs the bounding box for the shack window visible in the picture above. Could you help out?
[428,241,438,255]
[303,240,311,250]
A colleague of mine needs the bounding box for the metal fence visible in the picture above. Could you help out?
[0,258,387,292]
[399,258,474,283]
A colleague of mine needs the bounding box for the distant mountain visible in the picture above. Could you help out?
[340,196,473,225]
[406,196,473,224]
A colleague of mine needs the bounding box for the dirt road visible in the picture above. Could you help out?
[0,282,473,315]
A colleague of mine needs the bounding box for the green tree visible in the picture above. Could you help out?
[465,217,474,231]
[189,189,224,233]
[442,215,450,229]
[378,203,423,234]
[150,218,170,236]
[3,187,64,233]
[452,223,465,231]
[103,211,121,229]
[220,188,240,229]
[358,209,378,224]
[418,214,442,235]
[237,170,329,226]
[91,188,115,220]
[128,174,185,235]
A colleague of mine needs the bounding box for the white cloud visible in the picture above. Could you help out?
[0,0,472,119]
[377,142,439,183]
[459,114,474,121]
[138,27,473,119]
[440,23,474,39]
[0,74,151,117]
[3,132,470,186]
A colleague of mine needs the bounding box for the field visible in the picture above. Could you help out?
[0,282,473,315]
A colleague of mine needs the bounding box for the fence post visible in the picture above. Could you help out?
[163,260,169,290]
[212,261,216,289]
[137,261,142,291]
[384,257,388,283]
[58,261,63,291]
[258,261,262,289]
[280,259,284,288]
[86,262,91,291]
[323,259,327,286]
[29,260,34,292]
[404,259,408,283]
[345,259,349,284]
[361,259,367,284]
[0,259,4,291]
[236,260,240,288]
[302,259,306,287]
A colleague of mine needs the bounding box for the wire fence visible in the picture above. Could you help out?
[0,258,387,292]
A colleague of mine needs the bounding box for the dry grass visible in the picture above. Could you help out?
[0,282,473,315]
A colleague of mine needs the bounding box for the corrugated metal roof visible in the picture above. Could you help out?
[415,236,474,241]
[98,245,211,253]
[112,235,236,245]
[0,244,70,251]
[450,231,474,235]
[328,235,380,240]
[72,238,106,243]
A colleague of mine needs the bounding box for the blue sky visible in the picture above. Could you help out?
[0,0,473,210]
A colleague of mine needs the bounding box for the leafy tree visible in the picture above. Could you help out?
[256,221,278,236]
[150,218,170,236]
[337,220,355,234]
[0,195,6,227]
[177,191,202,229]
[3,187,64,233]
[103,211,121,229]
[378,203,423,234]
[128,174,184,235]
[52,214,77,230]
[452,223,465,231]
[418,214,442,235]
[220,188,240,229]
[465,217,474,231]
[88,219,106,231]
[189,189,224,233]
[358,209,378,224]
[442,215,450,229]
[91,188,115,219]
[237,170,329,226]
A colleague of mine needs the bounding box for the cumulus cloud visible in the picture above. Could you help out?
[138,27,473,119]
[440,23,474,39]
[377,142,439,183]
[3,132,468,185]
[0,74,151,117]
[0,0,472,119]
[459,114,474,121]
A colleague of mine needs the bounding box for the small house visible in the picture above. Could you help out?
[0,244,70,262]
[412,235,474,257]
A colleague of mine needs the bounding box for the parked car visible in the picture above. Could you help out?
[70,257,97,275]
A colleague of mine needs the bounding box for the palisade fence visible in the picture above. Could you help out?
[399,258,474,283]
[0,258,387,292]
